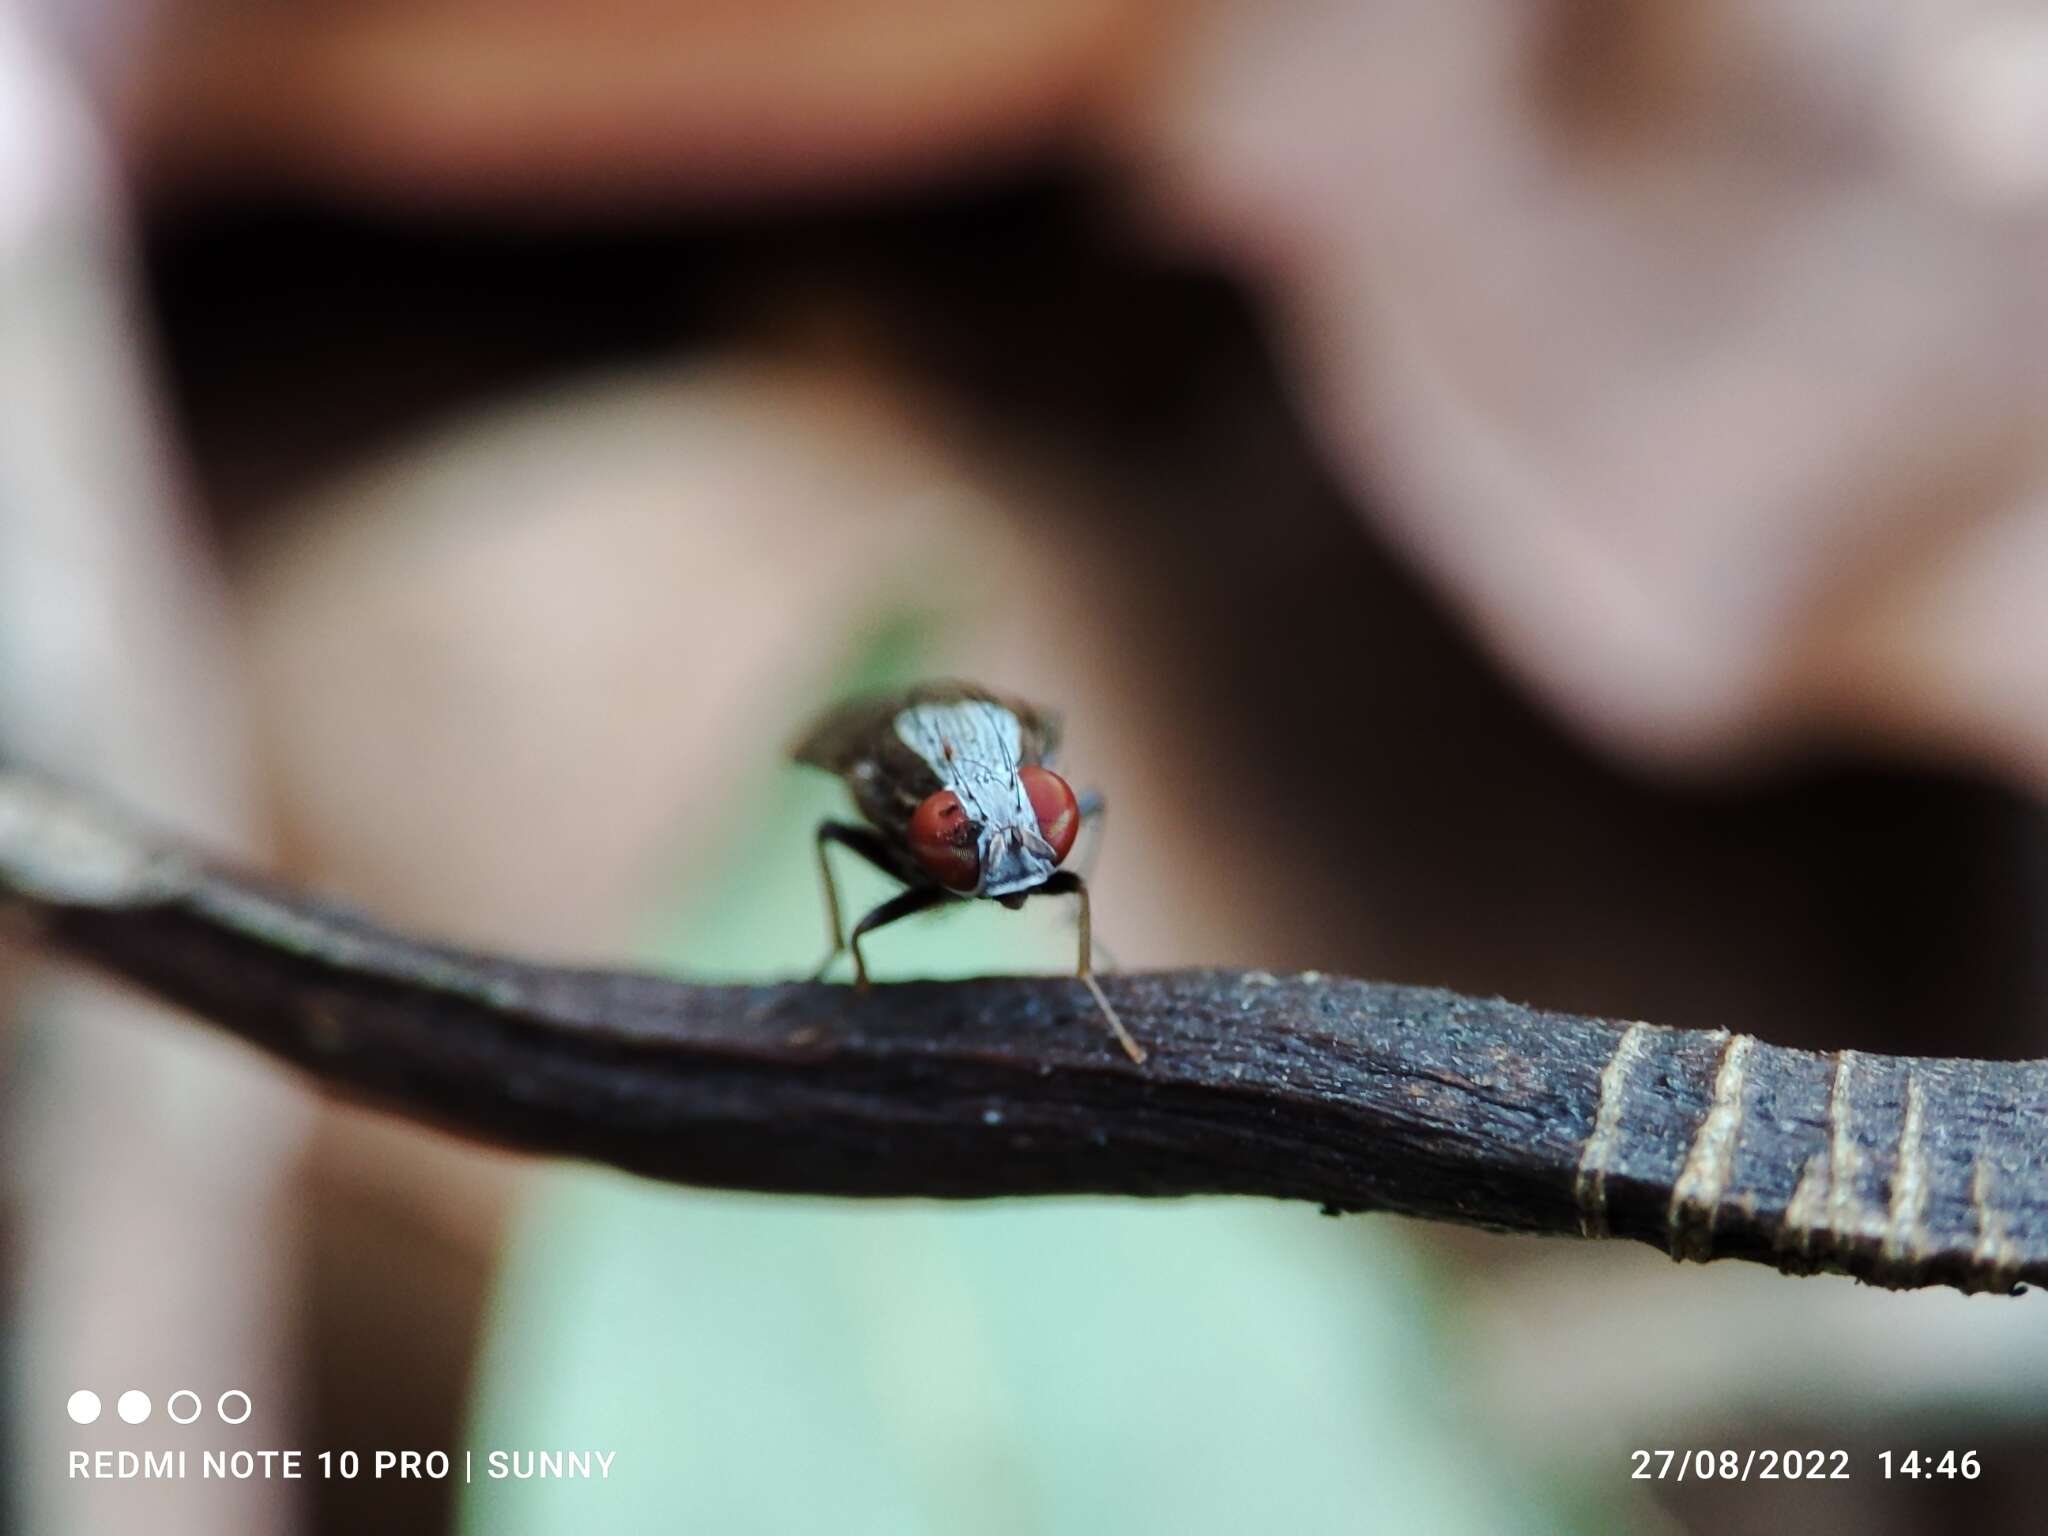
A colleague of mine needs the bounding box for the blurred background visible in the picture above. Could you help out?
[6,0,2048,1531]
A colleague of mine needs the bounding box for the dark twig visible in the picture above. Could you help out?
[2,770,2043,1295]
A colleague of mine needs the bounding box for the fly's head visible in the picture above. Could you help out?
[906,764,1079,899]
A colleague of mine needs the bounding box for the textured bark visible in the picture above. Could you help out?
[4,769,2042,1294]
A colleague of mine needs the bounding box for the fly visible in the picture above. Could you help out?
[793,680,1144,1064]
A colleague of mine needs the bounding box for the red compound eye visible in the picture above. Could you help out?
[1019,766,1079,864]
[908,789,980,891]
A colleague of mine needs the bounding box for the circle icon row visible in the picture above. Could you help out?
[67,1390,251,1426]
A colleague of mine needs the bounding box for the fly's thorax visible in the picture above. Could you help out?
[926,760,1057,898]
[894,699,1059,899]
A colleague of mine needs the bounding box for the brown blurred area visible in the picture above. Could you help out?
[7,0,2048,1531]
[122,0,1153,203]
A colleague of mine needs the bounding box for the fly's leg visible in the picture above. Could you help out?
[1067,792,1121,971]
[813,822,900,982]
[1074,790,1106,879]
[1037,870,1145,1064]
[846,887,949,991]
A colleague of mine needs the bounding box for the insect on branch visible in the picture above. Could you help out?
[3,768,2046,1296]
[795,682,1139,1059]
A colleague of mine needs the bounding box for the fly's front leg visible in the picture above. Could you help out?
[813,822,899,981]
[1037,870,1145,1064]
[1067,791,1121,970]
[846,887,949,991]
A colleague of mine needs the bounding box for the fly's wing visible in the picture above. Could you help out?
[790,686,945,838]
[788,693,904,779]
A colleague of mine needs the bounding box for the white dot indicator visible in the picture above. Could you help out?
[67,1390,101,1425]
[217,1390,252,1425]
[117,1390,151,1424]
[167,1391,202,1425]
